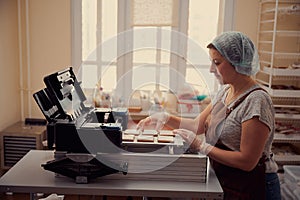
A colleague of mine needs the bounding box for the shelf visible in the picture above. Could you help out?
[276,30,300,37]
[259,30,275,34]
[262,0,300,4]
[262,66,300,76]
[260,20,275,24]
[259,0,300,164]
[259,40,273,45]
[274,133,300,143]
[275,113,300,119]
[259,50,300,58]
[263,5,300,14]
[260,30,300,37]
[274,155,300,165]
[260,85,300,97]
[274,104,300,108]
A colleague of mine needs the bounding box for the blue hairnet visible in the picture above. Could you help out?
[209,31,260,76]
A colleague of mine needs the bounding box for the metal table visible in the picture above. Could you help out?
[0,150,223,199]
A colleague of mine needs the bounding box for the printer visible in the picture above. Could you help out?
[33,67,128,183]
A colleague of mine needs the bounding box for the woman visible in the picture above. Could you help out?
[137,31,281,200]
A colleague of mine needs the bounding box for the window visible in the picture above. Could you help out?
[72,0,224,107]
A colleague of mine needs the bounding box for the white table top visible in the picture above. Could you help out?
[0,150,223,199]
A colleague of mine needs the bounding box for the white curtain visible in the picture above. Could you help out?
[131,0,178,26]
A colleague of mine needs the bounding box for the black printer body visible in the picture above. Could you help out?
[33,67,128,183]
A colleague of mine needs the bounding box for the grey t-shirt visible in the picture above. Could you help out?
[211,84,278,173]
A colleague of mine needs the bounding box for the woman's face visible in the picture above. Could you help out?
[208,48,237,85]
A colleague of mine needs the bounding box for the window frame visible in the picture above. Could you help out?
[71,0,235,102]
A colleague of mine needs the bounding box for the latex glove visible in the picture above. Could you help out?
[173,129,213,155]
[136,112,170,132]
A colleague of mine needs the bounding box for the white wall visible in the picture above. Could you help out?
[0,0,259,130]
[25,0,72,118]
[235,0,260,44]
[0,0,71,130]
[0,0,21,130]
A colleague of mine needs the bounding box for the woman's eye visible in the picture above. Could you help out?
[213,61,221,66]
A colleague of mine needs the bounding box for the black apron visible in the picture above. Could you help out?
[210,142,266,200]
[206,87,266,200]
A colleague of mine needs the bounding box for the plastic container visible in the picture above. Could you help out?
[281,183,297,200]
[293,188,300,199]
[285,177,298,191]
[283,165,300,185]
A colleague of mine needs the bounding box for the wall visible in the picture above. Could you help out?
[0,0,259,130]
[0,0,21,130]
[0,0,71,130]
[25,0,72,119]
[235,0,260,44]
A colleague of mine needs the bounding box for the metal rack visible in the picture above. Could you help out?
[256,0,300,167]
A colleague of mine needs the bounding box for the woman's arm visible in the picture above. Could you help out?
[137,102,212,133]
[207,117,269,171]
[166,103,212,134]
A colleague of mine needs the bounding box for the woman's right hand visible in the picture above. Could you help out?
[173,129,212,155]
[136,112,170,132]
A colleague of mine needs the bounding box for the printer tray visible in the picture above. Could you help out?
[42,155,128,183]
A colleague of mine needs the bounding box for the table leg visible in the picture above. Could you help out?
[30,193,35,200]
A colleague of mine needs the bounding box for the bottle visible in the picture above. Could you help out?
[93,85,103,107]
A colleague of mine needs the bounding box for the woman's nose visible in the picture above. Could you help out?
[209,63,216,73]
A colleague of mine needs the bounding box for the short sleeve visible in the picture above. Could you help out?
[240,90,275,131]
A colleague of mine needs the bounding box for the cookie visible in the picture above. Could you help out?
[157,135,174,143]
[136,135,154,142]
[123,134,135,142]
